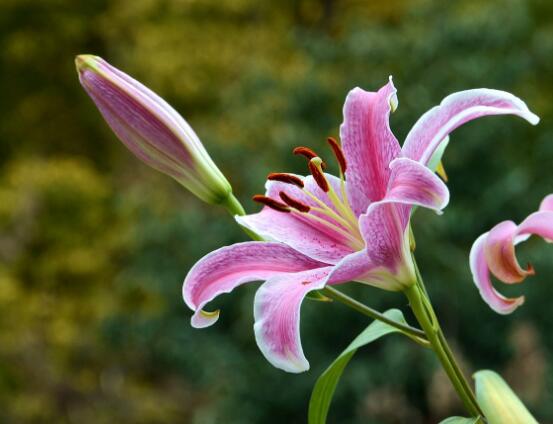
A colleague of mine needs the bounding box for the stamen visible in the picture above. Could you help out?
[526,263,535,275]
[267,173,304,188]
[308,158,330,192]
[293,146,326,169]
[252,195,290,213]
[293,146,318,160]
[327,137,347,174]
[279,191,310,213]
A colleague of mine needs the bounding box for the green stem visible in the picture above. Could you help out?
[405,282,483,418]
[221,193,263,240]
[222,192,246,216]
[322,287,430,347]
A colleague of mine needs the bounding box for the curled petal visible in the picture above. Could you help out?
[386,157,450,213]
[539,194,553,212]
[518,210,553,243]
[470,233,525,314]
[183,242,326,328]
[340,78,402,213]
[484,221,531,284]
[403,89,540,165]
[254,267,334,373]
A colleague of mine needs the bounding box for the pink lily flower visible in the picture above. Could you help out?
[184,78,539,372]
[470,194,553,314]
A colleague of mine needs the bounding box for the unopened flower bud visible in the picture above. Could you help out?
[474,370,538,424]
[76,55,233,205]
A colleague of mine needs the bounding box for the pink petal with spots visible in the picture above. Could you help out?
[470,233,525,314]
[340,78,401,213]
[403,89,539,165]
[254,266,335,373]
[183,242,326,328]
[237,177,359,264]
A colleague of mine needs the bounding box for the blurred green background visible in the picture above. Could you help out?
[1,0,553,422]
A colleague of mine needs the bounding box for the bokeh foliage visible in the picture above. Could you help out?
[1,0,553,422]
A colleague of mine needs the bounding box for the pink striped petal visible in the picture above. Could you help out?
[403,89,540,165]
[470,233,525,314]
[237,208,355,264]
[358,202,415,289]
[484,220,532,284]
[254,266,334,373]
[539,194,553,212]
[236,177,357,264]
[326,250,396,290]
[386,158,450,213]
[340,78,401,212]
[183,242,326,328]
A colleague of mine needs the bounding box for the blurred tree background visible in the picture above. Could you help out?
[1,0,553,422]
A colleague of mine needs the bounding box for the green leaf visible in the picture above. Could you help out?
[439,417,480,424]
[474,370,538,424]
[308,309,407,424]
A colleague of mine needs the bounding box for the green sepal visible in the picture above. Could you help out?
[305,290,333,302]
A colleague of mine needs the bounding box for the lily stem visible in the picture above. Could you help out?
[322,287,430,347]
[222,193,264,240]
[405,275,484,418]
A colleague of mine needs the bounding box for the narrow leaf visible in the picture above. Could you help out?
[439,417,480,424]
[308,309,407,424]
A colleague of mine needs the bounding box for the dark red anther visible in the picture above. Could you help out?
[267,173,304,188]
[526,262,535,276]
[308,160,330,192]
[327,136,347,174]
[293,146,326,169]
[279,191,310,213]
[252,195,290,212]
[293,146,318,160]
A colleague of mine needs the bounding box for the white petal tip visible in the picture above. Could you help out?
[191,309,220,328]
[528,113,540,126]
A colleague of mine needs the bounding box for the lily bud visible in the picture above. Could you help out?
[75,55,233,205]
[474,370,538,424]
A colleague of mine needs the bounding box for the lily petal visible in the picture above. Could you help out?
[518,210,553,243]
[539,194,553,212]
[386,157,450,213]
[358,202,415,290]
[183,242,326,328]
[254,266,334,373]
[403,89,540,165]
[470,233,525,314]
[340,78,401,212]
[237,177,357,264]
[484,221,531,284]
